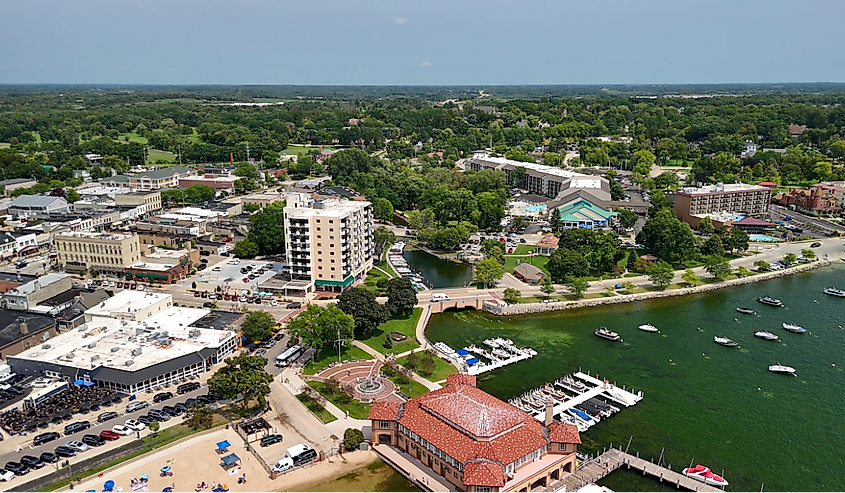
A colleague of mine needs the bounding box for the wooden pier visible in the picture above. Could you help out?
[550,448,723,492]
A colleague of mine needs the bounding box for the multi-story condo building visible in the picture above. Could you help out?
[115,190,162,214]
[55,231,142,275]
[674,183,772,225]
[100,166,195,191]
[284,192,373,293]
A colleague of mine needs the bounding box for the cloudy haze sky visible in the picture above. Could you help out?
[2,0,843,85]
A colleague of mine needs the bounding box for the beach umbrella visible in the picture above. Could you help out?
[103,480,115,491]
[162,488,173,492]
[140,473,149,480]
[86,490,96,492]
[160,466,171,473]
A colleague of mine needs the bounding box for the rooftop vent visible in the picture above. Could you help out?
[65,352,75,359]
[124,360,134,367]
[110,347,120,353]
[90,355,100,362]
[188,329,201,339]
[131,348,142,357]
[87,343,96,349]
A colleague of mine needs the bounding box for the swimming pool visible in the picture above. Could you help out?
[524,205,546,212]
[749,234,780,242]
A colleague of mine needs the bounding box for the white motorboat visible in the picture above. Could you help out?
[769,363,796,375]
[638,324,659,332]
[483,338,500,349]
[754,330,779,341]
[492,348,511,359]
[683,465,729,487]
[782,323,807,333]
[757,296,783,307]
[714,336,738,347]
[823,287,845,297]
[595,327,621,341]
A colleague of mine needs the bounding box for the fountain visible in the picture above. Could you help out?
[356,376,384,396]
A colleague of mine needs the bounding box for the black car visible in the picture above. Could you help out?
[7,385,24,395]
[63,421,91,435]
[148,409,171,421]
[97,411,118,423]
[811,242,822,248]
[183,398,197,407]
[39,452,58,464]
[54,446,76,458]
[81,434,106,447]
[286,302,302,309]
[137,415,154,425]
[195,395,211,404]
[33,431,60,446]
[153,392,173,403]
[4,462,29,476]
[260,434,284,447]
[163,405,183,416]
[0,390,14,400]
[177,382,201,394]
[19,455,43,469]
[196,263,207,270]
[202,302,215,308]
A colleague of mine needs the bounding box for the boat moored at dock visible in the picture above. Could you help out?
[757,296,783,307]
[683,464,729,487]
[782,323,807,333]
[736,307,756,314]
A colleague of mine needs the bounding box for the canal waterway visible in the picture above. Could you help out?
[402,248,473,288]
[426,263,845,492]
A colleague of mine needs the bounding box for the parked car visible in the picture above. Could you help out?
[811,242,821,248]
[126,400,149,413]
[147,409,171,422]
[162,405,182,416]
[65,441,89,453]
[33,431,60,446]
[4,462,28,476]
[54,446,76,458]
[82,434,106,447]
[153,392,173,403]
[177,382,201,394]
[30,377,53,388]
[0,468,15,481]
[19,455,44,469]
[39,452,59,464]
[123,419,145,432]
[260,434,284,447]
[286,302,302,309]
[112,424,134,436]
[136,415,154,425]
[99,430,120,441]
[97,411,119,423]
[63,421,91,436]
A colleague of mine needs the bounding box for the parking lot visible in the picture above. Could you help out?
[189,258,284,291]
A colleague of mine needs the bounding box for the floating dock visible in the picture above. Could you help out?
[433,338,536,376]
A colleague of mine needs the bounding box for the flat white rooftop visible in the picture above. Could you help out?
[129,262,177,272]
[145,306,210,329]
[85,290,170,318]
[470,153,588,180]
[14,314,233,372]
[173,207,229,218]
[5,273,70,296]
[58,231,134,241]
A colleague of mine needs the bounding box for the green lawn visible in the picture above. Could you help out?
[147,148,177,163]
[302,345,374,376]
[363,268,389,294]
[280,146,337,156]
[387,373,430,398]
[296,393,337,423]
[374,260,398,278]
[359,308,422,355]
[504,255,550,275]
[397,351,457,382]
[306,381,371,419]
[119,132,148,144]
[664,159,694,167]
[512,244,537,255]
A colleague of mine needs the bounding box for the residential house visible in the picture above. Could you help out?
[788,124,807,138]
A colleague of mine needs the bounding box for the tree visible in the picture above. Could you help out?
[697,216,715,235]
[729,227,749,253]
[636,209,698,266]
[704,255,731,281]
[648,261,675,289]
[632,149,655,177]
[753,260,771,271]
[503,288,521,304]
[386,277,417,316]
[485,245,505,265]
[547,247,589,280]
[509,166,527,187]
[615,208,638,230]
[148,420,160,437]
[235,162,260,181]
[681,268,700,286]
[373,198,395,221]
[337,286,390,339]
[286,305,354,359]
[208,353,274,412]
[65,189,80,203]
[566,278,589,299]
[701,234,725,256]
[801,248,816,260]
[540,276,555,297]
[343,428,366,452]
[784,252,797,264]
[475,257,504,288]
[185,405,215,430]
[232,240,259,259]
[550,207,563,231]
[241,311,275,343]
[648,189,671,215]
[247,202,285,256]
[382,333,394,349]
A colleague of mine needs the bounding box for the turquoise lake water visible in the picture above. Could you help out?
[426,263,845,491]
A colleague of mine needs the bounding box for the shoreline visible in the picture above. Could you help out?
[482,259,835,316]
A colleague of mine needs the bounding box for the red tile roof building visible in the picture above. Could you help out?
[369,375,580,492]
[775,185,842,216]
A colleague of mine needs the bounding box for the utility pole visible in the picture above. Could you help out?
[335,328,344,364]
[178,145,182,166]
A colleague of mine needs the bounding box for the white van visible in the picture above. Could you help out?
[431,293,451,302]
[286,443,317,466]
[272,457,294,473]
[226,258,241,265]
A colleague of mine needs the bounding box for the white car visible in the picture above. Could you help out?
[212,266,222,272]
[270,300,278,306]
[124,419,146,432]
[66,441,89,453]
[271,457,293,473]
[238,297,246,302]
[0,469,14,481]
[108,281,116,287]
[30,377,53,388]
[137,285,145,291]
[112,424,134,436]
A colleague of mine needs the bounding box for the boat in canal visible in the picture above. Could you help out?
[638,323,659,332]
[757,296,783,307]
[823,287,845,297]
[754,330,779,341]
[594,327,621,341]
[782,323,807,333]
[769,364,796,375]
[736,307,756,314]
[714,336,738,347]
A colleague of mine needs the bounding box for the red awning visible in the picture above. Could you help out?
[17,245,38,254]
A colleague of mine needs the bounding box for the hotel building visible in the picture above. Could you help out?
[674,183,772,225]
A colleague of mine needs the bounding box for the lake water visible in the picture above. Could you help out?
[426,263,845,492]
[403,248,474,288]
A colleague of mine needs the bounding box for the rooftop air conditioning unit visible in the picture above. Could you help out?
[110,347,120,353]
[124,360,134,367]
[66,352,75,359]
[91,355,99,362]
[87,343,96,349]
[131,348,142,357]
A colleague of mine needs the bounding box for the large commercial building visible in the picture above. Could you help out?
[8,291,237,394]
[370,375,581,492]
[284,192,373,293]
[55,231,142,275]
[100,166,195,190]
[674,183,772,225]
[1,273,73,311]
[115,190,162,214]
[8,195,70,218]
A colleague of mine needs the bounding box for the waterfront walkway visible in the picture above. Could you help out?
[553,448,722,492]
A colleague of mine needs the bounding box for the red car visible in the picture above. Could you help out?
[222,237,233,242]
[99,430,120,441]
[242,278,249,283]
[193,292,201,297]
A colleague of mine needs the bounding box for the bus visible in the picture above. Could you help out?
[275,345,303,367]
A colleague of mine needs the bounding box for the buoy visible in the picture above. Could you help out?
[669,359,672,362]
[833,364,836,367]
[702,352,705,357]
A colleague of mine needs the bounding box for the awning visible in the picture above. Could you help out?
[221,453,240,467]
[456,349,469,356]
[17,245,38,254]
[466,358,479,366]
[315,275,354,288]
[73,379,84,385]
[216,440,231,450]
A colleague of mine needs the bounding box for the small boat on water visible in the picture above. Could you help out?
[595,327,621,341]
[757,296,783,307]
[736,307,756,314]
[782,323,807,333]
[683,465,730,487]
[567,407,595,426]
[483,338,500,348]
[714,336,738,347]
[769,364,796,375]
[823,287,845,297]
[492,348,511,359]
[754,330,779,341]
[638,324,659,332]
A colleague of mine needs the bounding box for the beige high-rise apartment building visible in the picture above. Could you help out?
[55,231,142,275]
[284,193,373,293]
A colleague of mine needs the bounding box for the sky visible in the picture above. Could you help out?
[2,0,844,85]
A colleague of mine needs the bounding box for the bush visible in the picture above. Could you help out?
[382,333,394,349]
[343,428,365,451]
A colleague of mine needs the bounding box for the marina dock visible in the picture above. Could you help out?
[552,448,723,492]
[434,338,537,376]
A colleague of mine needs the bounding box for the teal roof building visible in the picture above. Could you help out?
[552,198,617,229]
